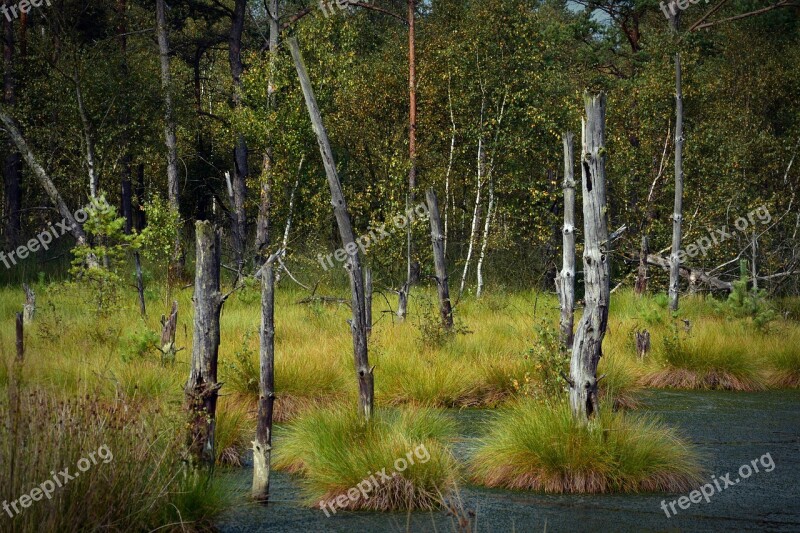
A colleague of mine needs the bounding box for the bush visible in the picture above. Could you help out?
[470,401,704,493]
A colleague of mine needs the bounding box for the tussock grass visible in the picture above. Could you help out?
[469,401,704,494]
[641,320,768,391]
[274,406,459,511]
[766,328,800,387]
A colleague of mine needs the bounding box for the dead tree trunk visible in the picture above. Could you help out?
[668,14,684,312]
[635,234,649,296]
[365,267,373,337]
[252,254,279,501]
[0,107,95,263]
[568,93,610,422]
[426,188,454,329]
[254,0,279,267]
[156,0,182,273]
[160,301,178,366]
[289,37,374,421]
[555,131,576,349]
[185,221,224,467]
[276,157,303,283]
[122,161,146,316]
[22,284,34,324]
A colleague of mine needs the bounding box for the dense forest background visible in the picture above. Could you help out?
[1,0,798,296]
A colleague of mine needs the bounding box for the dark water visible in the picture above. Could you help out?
[216,390,800,532]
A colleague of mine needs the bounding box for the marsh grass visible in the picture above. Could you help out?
[274,406,459,511]
[0,385,229,532]
[469,401,704,494]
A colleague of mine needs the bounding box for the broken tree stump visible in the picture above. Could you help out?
[635,329,651,359]
[185,221,225,468]
[22,284,35,324]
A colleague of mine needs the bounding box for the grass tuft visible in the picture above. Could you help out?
[274,405,459,511]
[470,401,704,494]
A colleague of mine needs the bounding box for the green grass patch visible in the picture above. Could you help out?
[274,406,459,511]
[470,401,704,493]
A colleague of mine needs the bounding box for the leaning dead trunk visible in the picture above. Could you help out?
[289,37,374,421]
[555,132,576,349]
[0,106,95,265]
[426,188,454,329]
[252,254,278,501]
[568,93,610,421]
[185,221,224,467]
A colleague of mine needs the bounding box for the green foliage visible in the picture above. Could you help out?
[139,196,180,281]
[223,329,259,396]
[515,321,569,401]
[119,327,160,363]
[69,195,137,312]
[715,260,776,331]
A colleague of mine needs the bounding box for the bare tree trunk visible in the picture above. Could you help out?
[156,0,182,273]
[228,0,248,273]
[74,73,99,199]
[476,172,494,298]
[185,221,224,467]
[160,300,178,364]
[555,132,576,349]
[635,235,649,296]
[0,107,94,258]
[365,267,373,337]
[254,0,279,267]
[289,37,373,421]
[252,254,278,501]
[459,107,486,298]
[443,72,456,258]
[426,188,453,329]
[668,15,684,312]
[22,283,34,324]
[568,93,610,422]
[3,7,21,249]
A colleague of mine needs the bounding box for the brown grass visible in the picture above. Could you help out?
[641,368,767,391]
[318,474,444,512]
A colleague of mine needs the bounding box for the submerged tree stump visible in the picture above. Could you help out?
[185,221,224,468]
[568,93,610,422]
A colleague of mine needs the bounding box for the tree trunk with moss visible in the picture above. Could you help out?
[568,94,610,421]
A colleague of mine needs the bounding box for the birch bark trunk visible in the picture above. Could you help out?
[668,14,684,312]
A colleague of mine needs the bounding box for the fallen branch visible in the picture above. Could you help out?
[646,253,733,291]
